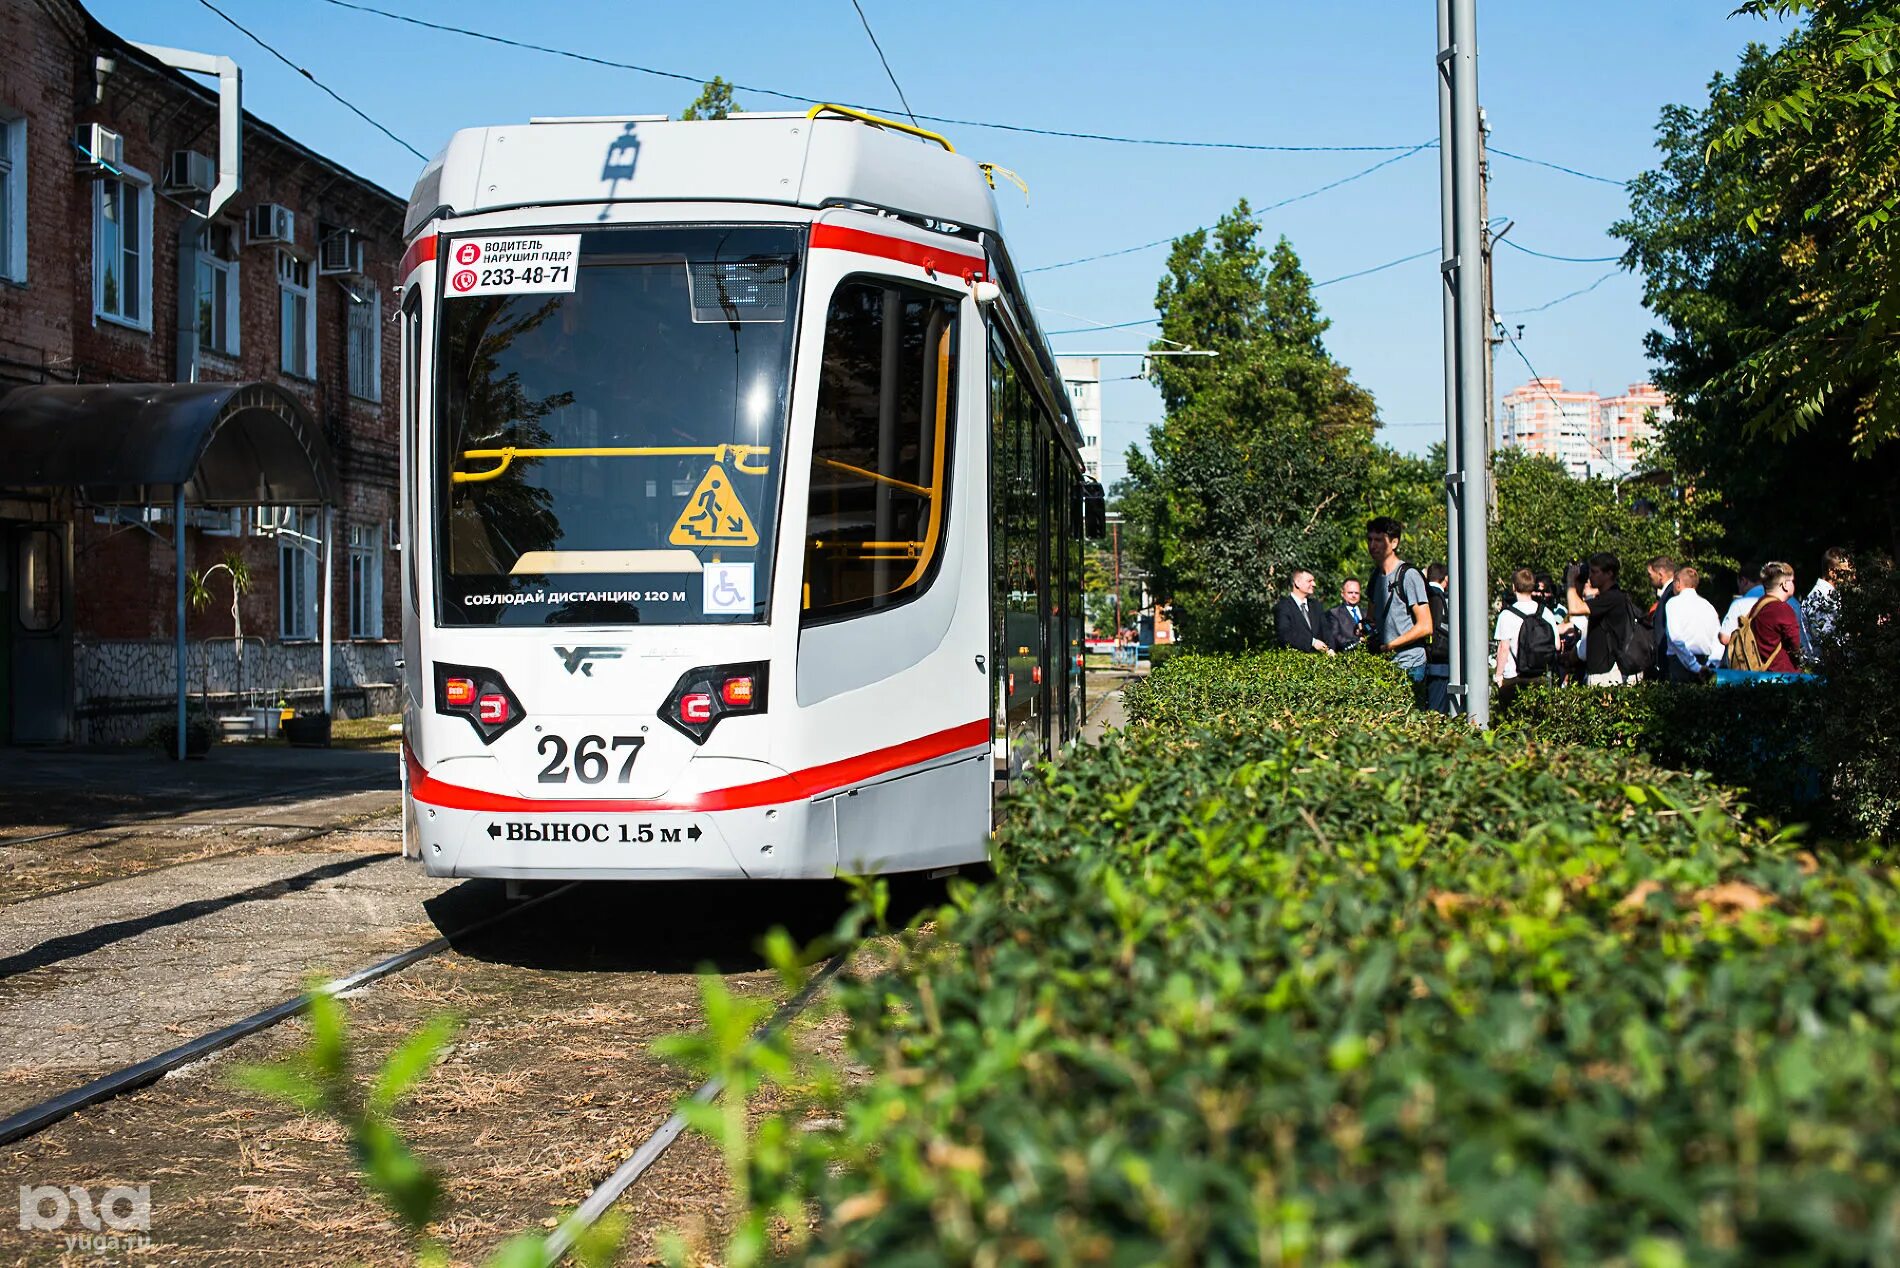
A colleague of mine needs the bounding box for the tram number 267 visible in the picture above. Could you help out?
[537,734,644,784]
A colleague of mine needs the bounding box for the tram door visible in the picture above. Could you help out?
[990,335,1043,783]
[2,523,72,743]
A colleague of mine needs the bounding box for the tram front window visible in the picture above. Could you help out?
[434,225,802,626]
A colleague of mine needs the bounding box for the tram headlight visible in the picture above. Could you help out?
[434,663,525,744]
[661,661,769,745]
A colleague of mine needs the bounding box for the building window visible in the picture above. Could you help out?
[801,278,958,623]
[348,523,382,638]
[0,108,24,284]
[94,170,153,328]
[278,251,315,378]
[278,509,318,640]
[197,223,240,356]
[347,287,381,401]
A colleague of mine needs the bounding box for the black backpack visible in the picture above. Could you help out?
[1610,591,1656,677]
[1514,603,1557,678]
[1424,584,1451,665]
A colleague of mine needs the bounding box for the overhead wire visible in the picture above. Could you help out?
[1496,237,1622,264]
[1499,268,1620,315]
[1024,141,1436,275]
[197,0,427,161]
[1488,147,1628,187]
[1500,336,1627,476]
[845,0,918,128]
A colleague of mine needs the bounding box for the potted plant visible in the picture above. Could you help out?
[284,710,333,748]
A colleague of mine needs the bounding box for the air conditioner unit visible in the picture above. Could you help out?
[318,227,364,276]
[164,149,216,194]
[74,123,124,170]
[247,203,295,246]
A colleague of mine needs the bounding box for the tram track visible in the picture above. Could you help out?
[0,773,391,850]
[0,880,577,1147]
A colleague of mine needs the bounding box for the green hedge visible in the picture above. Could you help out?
[1126,650,1416,733]
[712,653,1900,1264]
[1494,680,1824,829]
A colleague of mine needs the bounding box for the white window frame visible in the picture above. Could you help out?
[278,508,319,641]
[347,522,383,639]
[93,165,154,330]
[0,107,25,284]
[197,223,240,357]
[346,286,382,402]
[278,250,316,379]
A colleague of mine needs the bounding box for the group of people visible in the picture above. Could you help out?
[1273,515,1856,710]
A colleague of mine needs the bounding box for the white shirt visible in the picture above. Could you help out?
[1492,598,1560,682]
[1806,577,1839,640]
[1664,587,1722,673]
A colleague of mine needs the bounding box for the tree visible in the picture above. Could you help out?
[1613,41,1900,564]
[1121,205,1381,651]
[681,78,740,121]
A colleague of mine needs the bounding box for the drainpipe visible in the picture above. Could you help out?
[131,44,241,383]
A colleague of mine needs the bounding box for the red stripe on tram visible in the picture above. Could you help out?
[406,719,991,815]
[400,235,438,280]
[809,223,986,280]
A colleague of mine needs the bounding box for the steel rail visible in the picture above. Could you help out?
[540,950,850,1266]
[0,881,577,1147]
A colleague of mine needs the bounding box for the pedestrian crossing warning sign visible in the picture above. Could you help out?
[669,463,759,547]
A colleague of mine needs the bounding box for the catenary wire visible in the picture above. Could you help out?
[1501,336,1627,475]
[1496,237,1622,264]
[307,0,1577,159]
[1044,243,1443,336]
[1488,146,1629,187]
[196,0,428,161]
[846,0,918,128]
[1024,141,1437,275]
[1499,268,1620,315]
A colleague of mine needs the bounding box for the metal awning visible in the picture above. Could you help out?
[0,381,338,506]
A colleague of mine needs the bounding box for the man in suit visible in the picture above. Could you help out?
[1323,578,1368,651]
[1274,569,1334,654]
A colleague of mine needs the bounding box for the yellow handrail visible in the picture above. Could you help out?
[806,103,954,153]
[453,443,772,483]
[898,323,954,590]
[817,457,931,498]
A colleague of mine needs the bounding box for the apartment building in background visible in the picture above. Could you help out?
[1057,356,1102,482]
[1498,378,1671,480]
[0,0,407,742]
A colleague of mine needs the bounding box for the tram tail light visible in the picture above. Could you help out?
[661,661,769,745]
[434,663,524,744]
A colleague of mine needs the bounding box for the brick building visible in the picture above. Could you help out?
[0,0,406,742]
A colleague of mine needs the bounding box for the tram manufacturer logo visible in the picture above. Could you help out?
[555,646,623,677]
[19,1184,151,1253]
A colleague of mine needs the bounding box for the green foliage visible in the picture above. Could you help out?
[235,992,623,1267]
[1615,30,1900,564]
[1125,648,1414,732]
[143,708,218,754]
[1495,680,1824,830]
[1809,559,1900,839]
[185,552,251,611]
[1121,207,1382,652]
[708,652,1900,1264]
[681,77,740,121]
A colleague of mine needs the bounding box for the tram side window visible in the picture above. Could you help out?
[802,279,958,622]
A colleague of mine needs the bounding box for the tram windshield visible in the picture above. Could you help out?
[434,224,802,626]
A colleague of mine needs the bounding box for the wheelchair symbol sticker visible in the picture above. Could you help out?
[702,562,754,616]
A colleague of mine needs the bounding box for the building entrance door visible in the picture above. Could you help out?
[3,523,73,743]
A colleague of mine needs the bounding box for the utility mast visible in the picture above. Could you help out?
[1437,0,1491,727]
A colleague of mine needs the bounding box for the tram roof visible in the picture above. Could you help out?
[405,110,1004,241]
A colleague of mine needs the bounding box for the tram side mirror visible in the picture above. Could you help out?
[1080,481,1107,540]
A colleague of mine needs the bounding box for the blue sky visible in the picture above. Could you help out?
[94,1,1791,479]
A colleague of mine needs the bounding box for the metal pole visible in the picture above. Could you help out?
[1448,0,1491,727]
[321,505,334,714]
[174,485,187,761]
[1436,0,1463,709]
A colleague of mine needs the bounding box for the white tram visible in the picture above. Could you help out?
[397,106,1102,880]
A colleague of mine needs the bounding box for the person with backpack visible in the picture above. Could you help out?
[1730,561,1805,673]
[1364,516,1435,708]
[1566,552,1648,686]
[1494,567,1561,700]
[1662,565,1721,681]
[1422,563,1453,713]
